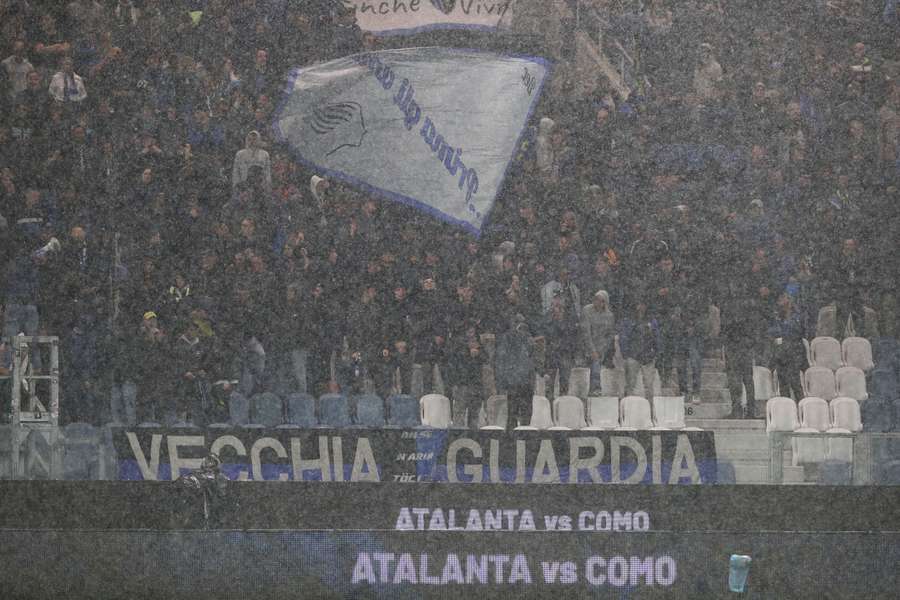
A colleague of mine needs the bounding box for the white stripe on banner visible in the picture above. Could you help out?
[339,0,513,35]
[272,47,550,235]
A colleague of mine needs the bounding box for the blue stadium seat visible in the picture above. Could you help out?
[109,383,137,426]
[894,399,900,433]
[873,338,900,371]
[23,429,53,479]
[61,423,101,480]
[715,460,736,485]
[228,392,250,426]
[160,410,197,428]
[250,392,284,427]
[872,367,899,403]
[318,394,351,428]
[354,395,385,427]
[279,393,317,428]
[876,460,900,485]
[818,460,852,485]
[861,400,893,433]
[0,426,13,479]
[387,394,420,427]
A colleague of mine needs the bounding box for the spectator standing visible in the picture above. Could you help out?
[580,289,616,395]
[48,56,87,104]
[722,274,758,419]
[2,40,34,101]
[231,130,271,194]
[445,325,485,429]
[541,291,580,398]
[618,299,662,402]
[495,314,536,430]
[768,292,807,401]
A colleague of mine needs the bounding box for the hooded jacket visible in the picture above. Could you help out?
[580,290,616,358]
[231,131,271,192]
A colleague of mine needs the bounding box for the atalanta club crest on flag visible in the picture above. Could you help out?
[273,48,549,235]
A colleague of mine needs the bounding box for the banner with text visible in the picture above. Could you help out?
[272,47,549,235]
[341,0,513,35]
[113,428,718,484]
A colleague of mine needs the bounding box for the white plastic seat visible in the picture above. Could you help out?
[798,397,831,431]
[830,397,863,431]
[549,395,587,430]
[420,394,452,428]
[529,395,553,429]
[652,396,686,429]
[600,367,625,397]
[584,396,619,430]
[827,397,863,463]
[824,427,854,463]
[804,367,837,401]
[810,336,843,370]
[618,396,663,430]
[567,367,591,399]
[842,337,874,372]
[479,394,508,430]
[753,366,776,401]
[791,397,829,465]
[792,426,826,464]
[836,366,868,401]
[766,397,799,432]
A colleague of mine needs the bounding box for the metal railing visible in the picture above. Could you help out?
[767,429,874,485]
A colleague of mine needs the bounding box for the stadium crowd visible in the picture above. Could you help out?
[0,0,898,427]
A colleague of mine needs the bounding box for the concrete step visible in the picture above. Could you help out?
[686,402,732,419]
[731,463,805,484]
[702,358,725,370]
[714,433,770,457]
[688,418,765,430]
[700,388,730,403]
[701,372,728,388]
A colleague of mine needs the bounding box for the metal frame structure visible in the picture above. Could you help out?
[10,335,60,426]
[7,336,60,479]
[768,430,873,485]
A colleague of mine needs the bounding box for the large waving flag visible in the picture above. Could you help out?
[273,47,550,235]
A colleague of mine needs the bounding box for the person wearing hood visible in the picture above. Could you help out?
[231,130,271,194]
[580,289,616,395]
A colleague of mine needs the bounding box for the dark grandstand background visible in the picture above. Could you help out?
[1,0,900,598]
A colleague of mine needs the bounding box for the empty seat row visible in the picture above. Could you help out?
[478,395,701,431]
[804,366,867,401]
[766,396,862,465]
[809,336,874,371]
[219,392,421,428]
[766,396,863,432]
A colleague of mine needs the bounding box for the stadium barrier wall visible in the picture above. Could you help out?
[0,482,899,599]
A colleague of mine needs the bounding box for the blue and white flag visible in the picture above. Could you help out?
[272,47,549,235]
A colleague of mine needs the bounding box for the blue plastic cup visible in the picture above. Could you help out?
[729,554,752,593]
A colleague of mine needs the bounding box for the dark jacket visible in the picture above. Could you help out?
[618,317,662,365]
[495,323,535,390]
